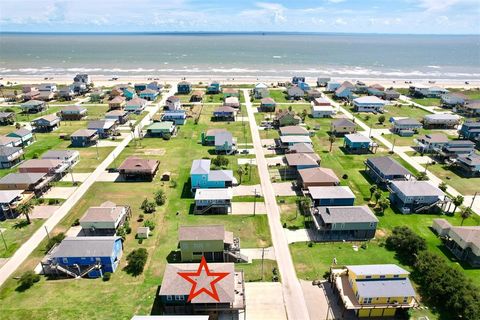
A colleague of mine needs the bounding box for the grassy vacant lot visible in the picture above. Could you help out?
[411,97,441,107]
[0,219,44,258]
[422,162,480,195]
[354,104,431,129]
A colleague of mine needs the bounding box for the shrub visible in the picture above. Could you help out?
[72,218,80,226]
[138,214,144,222]
[140,198,156,213]
[169,179,177,188]
[102,272,112,281]
[163,133,171,140]
[45,233,66,252]
[143,220,156,231]
[32,153,39,159]
[386,226,426,264]
[212,155,229,167]
[125,248,148,276]
[342,174,348,179]
[154,189,166,206]
[48,199,59,205]
[378,115,386,124]
[18,271,40,290]
[124,221,132,234]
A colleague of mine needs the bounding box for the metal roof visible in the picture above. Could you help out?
[50,236,121,258]
[208,170,233,182]
[190,159,211,175]
[194,188,232,200]
[356,279,416,298]
[0,172,46,185]
[347,264,409,276]
[308,186,354,200]
[0,190,24,203]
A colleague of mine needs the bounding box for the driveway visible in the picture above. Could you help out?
[60,172,91,183]
[244,282,287,320]
[266,156,286,167]
[42,187,77,199]
[231,202,267,215]
[284,228,314,244]
[238,158,257,165]
[260,139,275,147]
[30,206,60,219]
[240,247,276,263]
[272,182,301,196]
[96,171,121,182]
[232,184,262,196]
[94,140,122,147]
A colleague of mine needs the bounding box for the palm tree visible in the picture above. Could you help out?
[236,167,245,185]
[378,198,390,214]
[438,182,447,192]
[460,207,472,225]
[452,195,464,213]
[328,134,336,152]
[374,190,382,205]
[16,202,33,224]
[299,197,312,216]
[369,185,378,200]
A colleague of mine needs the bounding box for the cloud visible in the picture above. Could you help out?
[334,18,347,25]
[326,0,346,3]
[255,2,287,23]
[417,0,476,12]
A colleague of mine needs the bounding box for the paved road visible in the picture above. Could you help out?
[0,85,177,287]
[322,93,479,215]
[243,90,311,320]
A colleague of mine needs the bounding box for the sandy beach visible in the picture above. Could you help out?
[1,74,479,89]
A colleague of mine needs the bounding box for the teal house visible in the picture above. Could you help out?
[207,81,221,94]
[7,128,33,147]
[177,81,192,94]
[190,159,234,191]
[146,121,175,137]
[344,133,374,154]
[134,83,147,92]
[123,88,136,100]
[139,89,158,101]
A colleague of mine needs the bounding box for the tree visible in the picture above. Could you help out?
[299,197,312,215]
[369,185,378,200]
[438,182,447,192]
[16,202,33,224]
[236,167,245,184]
[386,226,426,265]
[212,155,229,167]
[373,190,382,204]
[416,172,429,181]
[140,198,156,213]
[328,134,336,152]
[154,189,166,206]
[125,248,148,276]
[452,195,464,213]
[288,105,293,112]
[378,115,386,124]
[45,233,66,252]
[163,133,171,141]
[301,109,308,122]
[460,207,473,225]
[378,198,390,214]
[18,271,40,290]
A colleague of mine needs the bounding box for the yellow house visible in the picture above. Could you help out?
[332,264,417,318]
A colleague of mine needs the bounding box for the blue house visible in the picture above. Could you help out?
[308,186,355,207]
[441,93,466,107]
[213,106,236,121]
[134,83,147,92]
[42,236,123,278]
[334,82,355,100]
[147,81,162,91]
[190,159,235,191]
[7,128,33,147]
[344,133,375,153]
[177,81,192,94]
[458,122,480,140]
[292,76,305,84]
[326,81,341,92]
[162,110,187,125]
[457,153,480,176]
[123,88,136,100]
[139,89,158,101]
[389,181,444,214]
[298,82,310,91]
[207,81,221,94]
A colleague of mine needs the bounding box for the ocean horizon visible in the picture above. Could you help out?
[1,33,479,79]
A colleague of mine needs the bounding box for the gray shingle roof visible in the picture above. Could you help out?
[356,279,416,298]
[42,150,79,160]
[208,170,233,182]
[332,118,356,127]
[366,156,411,176]
[0,147,22,157]
[0,172,46,185]
[50,236,121,258]
[279,126,308,135]
[298,167,339,184]
[315,206,377,224]
[179,225,225,241]
[391,181,444,197]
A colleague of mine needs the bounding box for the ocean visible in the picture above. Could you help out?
[0,33,479,79]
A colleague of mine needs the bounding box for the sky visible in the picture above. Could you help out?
[0,0,479,34]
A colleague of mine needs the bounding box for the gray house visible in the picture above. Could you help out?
[415,133,449,153]
[31,114,60,132]
[392,118,422,136]
[365,156,412,185]
[20,100,46,113]
[287,87,305,100]
[0,147,24,169]
[309,205,378,241]
[389,181,445,214]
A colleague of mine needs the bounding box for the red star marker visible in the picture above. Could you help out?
[177,256,230,302]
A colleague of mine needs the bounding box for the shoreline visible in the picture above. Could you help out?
[1,74,479,89]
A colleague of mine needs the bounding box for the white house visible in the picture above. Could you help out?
[353,96,386,113]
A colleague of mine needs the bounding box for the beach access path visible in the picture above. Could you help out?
[0,85,177,288]
[321,93,480,216]
[243,89,311,320]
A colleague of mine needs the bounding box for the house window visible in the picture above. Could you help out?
[370,222,376,228]
[403,297,409,303]
[166,295,173,301]
[193,252,203,255]
[380,275,386,279]
[393,275,399,278]
[175,295,184,301]
[365,276,372,279]
[387,298,391,303]
[62,258,68,264]
[363,298,373,304]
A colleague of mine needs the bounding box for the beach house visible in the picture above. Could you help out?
[423,114,461,129]
[415,133,449,153]
[334,81,355,100]
[308,186,355,207]
[79,202,130,236]
[439,140,476,159]
[178,225,246,262]
[88,120,117,138]
[0,172,52,195]
[213,106,236,121]
[353,96,386,113]
[20,100,46,113]
[389,181,445,214]
[279,125,309,136]
[70,129,98,147]
[458,121,480,141]
[31,114,60,132]
[326,81,341,92]
[297,167,339,189]
[432,219,480,267]
[145,121,176,138]
[287,87,305,100]
[165,96,181,110]
[279,135,312,148]
[260,97,276,112]
[413,85,448,98]
[18,159,68,176]
[177,81,192,94]
[190,91,204,102]
[343,133,375,154]
[38,83,57,101]
[159,262,245,316]
[42,150,80,166]
[0,147,24,169]
[312,105,336,118]
[0,112,15,126]
[459,100,480,117]
[118,157,159,181]
[7,128,33,147]
[224,96,240,109]
[456,153,480,176]
[123,88,136,100]
[207,81,221,94]
[392,118,422,135]
[331,118,356,135]
[285,153,321,171]
[134,83,147,92]
[41,236,123,278]
[223,88,240,98]
[109,96,126,110]
[58,86,75,101]
[73,73,91,93]
[138,89,158,101]
[384,89,401,100]
[201,129,236,154]
[190,159,235,191]
[287,142,315,154]
[125,97,147,113]
[365,156,412,184]
[253,83,269,99]
[331,264,417,318]
[317,77,331,87]
[0,135,22,148]
[162,110,187,125]
[60,105,87,120]
[194,188,233,214]
[0,190,28,219]
[274,110,301,127]
[441,93,467,108]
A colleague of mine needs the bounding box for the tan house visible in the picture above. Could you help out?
[118,157,159,181]
[298,167,340,189]
[331,118,357,135]
[274,110,301,127]
[109,96,126,110]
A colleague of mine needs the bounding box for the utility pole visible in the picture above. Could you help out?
[261,247,265,281]
[391,138,396,153]
[470,192,478,209]
[253,188,258,216]
[95,140,99,159]
[0,228,7,251]
[44,226,51,240]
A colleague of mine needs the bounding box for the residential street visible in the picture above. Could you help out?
[0,85,177,287]
[243,89,311,320]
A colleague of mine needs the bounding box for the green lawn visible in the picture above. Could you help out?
[411,98,441,107]
[422,162,480,195]
[0,219,44,258]
[354,104,431,129]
